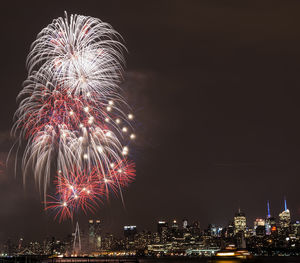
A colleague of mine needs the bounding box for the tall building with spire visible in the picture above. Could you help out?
[279,197,291,235]
[265,200,278,236]
[267,200,271,218]
[265,200,272,235]
[234,209,247,235]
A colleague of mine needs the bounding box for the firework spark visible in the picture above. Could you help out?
[12,12,136,220]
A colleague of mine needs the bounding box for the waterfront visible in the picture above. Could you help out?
[2,257,300,263]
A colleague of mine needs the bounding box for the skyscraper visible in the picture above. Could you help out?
[254,218,266,237]
[171,219,178,230]
[234,209,247,235]
[265,200,272,235]
[124,225,137,240]
[170,219,179,238]
[279,198,291,235]
[157,221,168,243]
[95,220,101,250]
[88,219,101,251]
[254,218,265,229]
[182,219,188,229]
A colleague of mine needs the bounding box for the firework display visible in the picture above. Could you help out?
[12,13,136,220]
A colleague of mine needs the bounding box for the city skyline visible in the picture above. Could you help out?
[1,199,299,257]
[0,196,297,242]
[1,0,300,244]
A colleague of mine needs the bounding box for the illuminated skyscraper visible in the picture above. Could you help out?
[209,224,223,237]
[254,218,265,229]
[170,219,179,238]
[183,219,188,229]
[234,209,247,235]
[279,198,291,235]
[124,225,137,241]
[95,220,101,249]
[225,222,234,238]
[254,218,266,237]
[157,220,168,233]
[265,200,272,235]
[234,210,247,249]
[88,219,101,251]
[157,220,168,243]
[171,219,178,230]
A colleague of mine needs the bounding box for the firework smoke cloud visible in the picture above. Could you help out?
[12,12,136,221]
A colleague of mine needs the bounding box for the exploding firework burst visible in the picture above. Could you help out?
[12,12,136,220]
[46,160,135,221]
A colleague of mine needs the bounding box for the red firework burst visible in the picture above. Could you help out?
[45,160,135,221]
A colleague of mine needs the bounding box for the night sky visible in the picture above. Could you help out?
[1,0,300,242]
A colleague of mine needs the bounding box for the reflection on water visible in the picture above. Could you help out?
[140,259,244,263]
[139,259,244,263]
[139,258,300,263]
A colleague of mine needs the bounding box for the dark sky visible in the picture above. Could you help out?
[1,0,300,242]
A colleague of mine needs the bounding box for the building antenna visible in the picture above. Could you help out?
[284,196,287,211]
[267,200,271,218]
